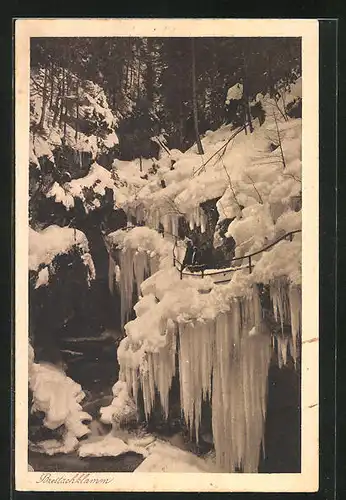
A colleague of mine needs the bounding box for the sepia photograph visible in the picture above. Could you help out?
[15,19,319,492]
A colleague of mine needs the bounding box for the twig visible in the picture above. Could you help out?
[253,160,284,166]
[220,157,243,212]
[193,125,245,177]
[273,111,286,169]
[161,195,185,216]
[282,172,302,183]
[272,92,288,122]
[246,174,264,204]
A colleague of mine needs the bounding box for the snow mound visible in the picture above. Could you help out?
[29,225,89,271]
[78,435,147,459]
[99,381,138,427]
[65,162,117,212]
[29,346,92,455]
[134,440,214,472]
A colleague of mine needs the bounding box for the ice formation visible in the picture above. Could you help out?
[29,344,92,455]
[111,253,301,469]
[106,227,173,326]
[114,267,301,472]
[211,304,271,472]
[268,278,301,367]
[105,94,303,472]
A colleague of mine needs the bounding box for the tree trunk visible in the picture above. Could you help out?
[242,49,254,134]
[75,79,79,142]
[191,38,204,155]
[59,66,65,127]
[49,62,55,111]
[38,65,49,129]
[137,58,141,100]
[124,63,129,91]
[139,156,142,172]
[246,98,253,133]
[52,69,61,128]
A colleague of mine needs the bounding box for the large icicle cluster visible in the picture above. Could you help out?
[176,286,272,472]
[123,200,208,241]
[115,260,301,472]
[106,226,174,326]
[269,278,301,368]
[211,304,271,472]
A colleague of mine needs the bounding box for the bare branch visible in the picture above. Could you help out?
[162,195,185,215]
[193,125,245,177]
[246,174,264,204]
[272,92,288,122]
[282,172,302,183]
[220,157,243,213]
[273,111,287,169]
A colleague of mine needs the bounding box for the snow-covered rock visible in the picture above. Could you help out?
[29,345,92,454]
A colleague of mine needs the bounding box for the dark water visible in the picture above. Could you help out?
[29,451,144,472]
[259,363,301,473]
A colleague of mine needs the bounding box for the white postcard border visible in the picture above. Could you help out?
[15,18,319,492]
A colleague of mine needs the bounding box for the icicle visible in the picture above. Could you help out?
[288,284,301,365]
[252,284,263,334]
[149,254,160,275]
[177,320,215,444]
[171,214,179,239]
[195,206,201,228]
[188,211,194,231]
[131,368,139,403]
[119,247,154,327]
[276,335,288,368]
[200,210,207,233]
[119,249,135,327]
[151,326,177,419]
[126,211,132,226]
[162,213,170,236]
[271,280,301,368]
[270,279,290,333]
[133,251,149,294]
[108,253,116,295]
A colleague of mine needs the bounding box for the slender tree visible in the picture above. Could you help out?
[75,77,80,141]
[191,38,204,155]
[38,65,49,129]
